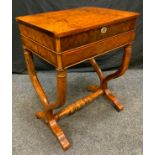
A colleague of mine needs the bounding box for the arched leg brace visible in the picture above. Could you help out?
[24,49,70,150]
[88,44,132,111]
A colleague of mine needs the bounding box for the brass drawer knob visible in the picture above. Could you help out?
[101,27,107,34]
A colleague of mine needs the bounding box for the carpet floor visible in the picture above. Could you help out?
[13,69,143,155]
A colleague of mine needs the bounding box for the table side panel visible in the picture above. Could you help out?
[62,30,136,68]
[21,36,57,66]
[18,23,56,50]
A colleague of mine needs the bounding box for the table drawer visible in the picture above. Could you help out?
[62,30,135,68]
[60,19,136,51]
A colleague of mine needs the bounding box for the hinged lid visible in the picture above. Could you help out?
[16,7,139,38]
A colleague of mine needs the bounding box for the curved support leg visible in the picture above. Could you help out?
[87,58,105,92]
[24,49,67,110]
[24,49,70,150]
[102,44,132,111]
[24,49,49,110]
[102,44,132,88]
[89,58,105,83]
[88,44,132,111]
[48,69,67,109]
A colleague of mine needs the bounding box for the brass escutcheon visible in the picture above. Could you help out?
[101,27,107,34]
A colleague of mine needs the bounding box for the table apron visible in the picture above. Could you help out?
[62,30,135,68]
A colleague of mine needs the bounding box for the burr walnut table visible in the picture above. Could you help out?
[16,7,139,150]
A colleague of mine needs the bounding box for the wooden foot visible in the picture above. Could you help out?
[87,85,99,92]
[49,120,70,150]
[36,111,70,150]
[87,85,123,111]
[104,89,124,111]
[35,111,48,123]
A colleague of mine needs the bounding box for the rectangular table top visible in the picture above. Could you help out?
[16,7,139,37]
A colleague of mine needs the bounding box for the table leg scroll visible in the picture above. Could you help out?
[88,44,132,111]
[24,49,49,110]
[24,49,67,111]
[87,58,104,92]
[24,49,70,150]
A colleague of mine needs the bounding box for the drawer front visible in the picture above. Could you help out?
[62,30,135,68]
[61,19,136,51]
[18,23,56,51]
[21,36,57,66]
